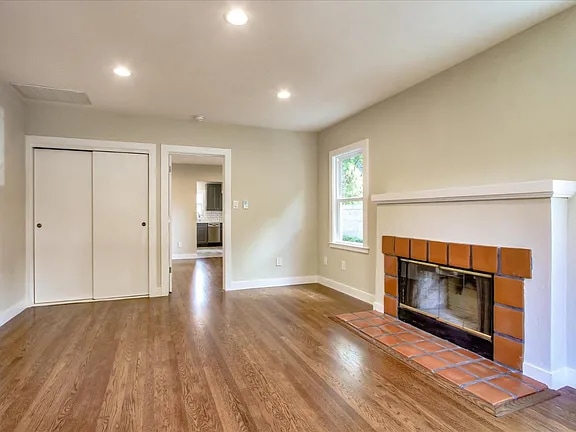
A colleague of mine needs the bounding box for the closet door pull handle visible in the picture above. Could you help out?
[141,222,147,227]
[36,223,42,228]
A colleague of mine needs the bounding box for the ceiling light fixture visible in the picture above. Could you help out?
[113,66,132,77]
[225,8,248,26]
[192,115,205,122]
[277,89,291,100]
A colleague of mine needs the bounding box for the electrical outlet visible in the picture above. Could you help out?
[178,242,183,248]
[341,260,346,271]
[276,257,282,267]
[323,256,328,266]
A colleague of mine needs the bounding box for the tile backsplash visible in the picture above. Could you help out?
[198,211,223,223]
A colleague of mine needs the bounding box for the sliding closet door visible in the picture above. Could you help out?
[34,149,93,303]
[92,152,149,299]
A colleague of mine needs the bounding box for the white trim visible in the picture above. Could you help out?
[30,295,149,307]
[371,180,576,205]
[230,276,317,291]
[172,252,224,260]
[329,242,370,254]
[25,135,159,304]
[329,139,369,248]
[317,276,375,304]
[161,144,232,293]
[522,363,552,387]
[523,363,576,390]
[0,300,28,327]
[373,302,384,313]
[228,275,376,306]
[565,368,576,389]
[172,253,200,260]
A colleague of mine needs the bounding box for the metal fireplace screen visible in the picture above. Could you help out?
[398,259,493,340]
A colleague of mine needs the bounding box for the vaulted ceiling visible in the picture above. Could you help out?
[0,1,571,131]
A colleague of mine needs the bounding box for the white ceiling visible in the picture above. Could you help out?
[172,154,223,166]
[0,1,572,132]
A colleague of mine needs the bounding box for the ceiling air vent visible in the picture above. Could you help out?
[11,83,91,105]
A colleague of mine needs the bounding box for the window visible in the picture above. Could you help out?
[329,139,369,253]
[196,183,204,216]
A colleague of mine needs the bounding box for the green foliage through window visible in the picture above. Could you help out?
[342,234,363,244]
[339,153,363,198]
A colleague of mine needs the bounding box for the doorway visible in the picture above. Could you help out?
[160,145,231,295]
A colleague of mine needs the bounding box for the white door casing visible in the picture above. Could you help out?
[92,152,149,299]
[160,144,232,294]
[168,158,173,293]
[34,149,93,303]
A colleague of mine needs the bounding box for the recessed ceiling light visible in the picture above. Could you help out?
[277,89,291,100]
[192,115,205,122]
[113,66,131,77]
[225,9,248,26]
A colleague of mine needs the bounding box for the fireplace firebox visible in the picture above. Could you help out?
[398,259,494,359]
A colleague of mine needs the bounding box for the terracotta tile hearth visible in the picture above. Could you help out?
[332,311,558,416]
[381,236,531,371]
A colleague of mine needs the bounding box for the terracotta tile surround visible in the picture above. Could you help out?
[333,310,552,415]
[382,236,531,372]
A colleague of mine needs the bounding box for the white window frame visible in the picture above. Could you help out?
[329,139,369,254]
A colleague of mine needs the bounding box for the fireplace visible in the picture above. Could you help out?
[382,236,531,371]
[398,259,493,359]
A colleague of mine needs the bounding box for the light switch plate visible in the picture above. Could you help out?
[323,256,328,266]
[276,257,282,267]
[178,242,183,248]
[341,260,346,271]
[242,200,249,209]
[233,200,239,209]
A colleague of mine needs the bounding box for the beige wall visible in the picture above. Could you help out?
[171,163,222,256]
[318,7,576,297]
[25,103,318,283]
[0,82,26,324]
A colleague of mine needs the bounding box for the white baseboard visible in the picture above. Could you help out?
[373,302,384,313]
[317,276,375,304]
[229,276,318,291]
[564,368,576,389]
[172,253,198,260]
[149,287,166,298]
[228,275,375,307]
[523,362,576,389]
[0,299,28,328]
[523,363,553,387]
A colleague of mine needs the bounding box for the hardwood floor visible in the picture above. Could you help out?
[1,258,575,431]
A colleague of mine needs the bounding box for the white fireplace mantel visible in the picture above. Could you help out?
[372,178,576,389]
[371,180,576,205]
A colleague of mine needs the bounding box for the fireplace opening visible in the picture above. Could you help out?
[398,259,494,359]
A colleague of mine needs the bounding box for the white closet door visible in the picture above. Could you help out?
[93,152,149,299]
[34,149,93,303]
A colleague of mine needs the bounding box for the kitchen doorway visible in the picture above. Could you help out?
[160,145,231,294]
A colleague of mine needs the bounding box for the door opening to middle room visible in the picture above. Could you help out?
[170,155,224,296]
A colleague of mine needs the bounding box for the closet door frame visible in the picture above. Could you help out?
[25,135,159,306]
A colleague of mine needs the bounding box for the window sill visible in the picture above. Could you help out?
[329,242,370,254]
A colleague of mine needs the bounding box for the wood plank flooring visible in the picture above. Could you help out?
[1,257,576,431]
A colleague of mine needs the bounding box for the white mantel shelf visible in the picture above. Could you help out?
[371,180,576,205]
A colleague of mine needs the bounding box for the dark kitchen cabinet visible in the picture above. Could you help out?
[206,183,222,211]
[197,223,208,246]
